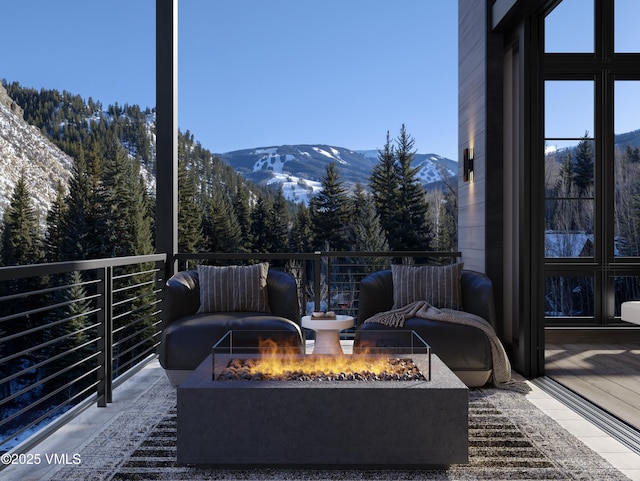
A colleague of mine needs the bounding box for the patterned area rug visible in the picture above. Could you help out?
[50,377,629,481]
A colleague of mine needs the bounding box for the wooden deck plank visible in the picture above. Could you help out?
[545,344,640,431]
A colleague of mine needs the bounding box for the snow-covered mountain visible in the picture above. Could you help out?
[217,145,457,203]
[0,84,73,225]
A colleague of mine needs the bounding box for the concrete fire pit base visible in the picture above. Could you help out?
[177,354,468,467]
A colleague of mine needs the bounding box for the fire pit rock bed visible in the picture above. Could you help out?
[177,354,468,467]
[217,356,427,382]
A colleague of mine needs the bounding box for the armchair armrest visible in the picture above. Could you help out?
[267,269,301,324]
[460,270,496,329]
[356,270,394,325]
[164,269,201,329]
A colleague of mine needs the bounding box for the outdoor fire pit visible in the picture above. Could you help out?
[177,331,468,467]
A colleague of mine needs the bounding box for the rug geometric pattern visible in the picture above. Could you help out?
[51,379,630,480]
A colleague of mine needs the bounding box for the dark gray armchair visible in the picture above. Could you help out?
[159,268,303,385]
[355,269,497,387]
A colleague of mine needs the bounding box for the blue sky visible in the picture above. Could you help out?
[1,1,458,158]
[4,2,636,159]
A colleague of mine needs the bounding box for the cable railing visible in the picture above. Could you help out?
[0,254,166,454]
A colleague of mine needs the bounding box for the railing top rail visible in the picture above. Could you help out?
[176,251,461,261]
[0,254,167,282]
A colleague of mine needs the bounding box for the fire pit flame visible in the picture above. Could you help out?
[216,338,427,382]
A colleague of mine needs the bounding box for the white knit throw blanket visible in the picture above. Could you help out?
[365,301,517,389]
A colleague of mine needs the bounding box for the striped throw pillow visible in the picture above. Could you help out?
[391,263,464,310]
[197,263,270,313]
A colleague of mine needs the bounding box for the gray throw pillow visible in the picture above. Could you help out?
[391,263,464,310]
[197,263,270,313]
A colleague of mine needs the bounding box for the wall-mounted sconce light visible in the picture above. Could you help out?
[463,147,474,182]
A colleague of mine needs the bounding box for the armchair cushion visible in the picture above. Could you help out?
[391,263,463,310]
[197,263,270,313]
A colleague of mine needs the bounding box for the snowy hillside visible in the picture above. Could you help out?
[0,86,73,225]
[218,145,457,203]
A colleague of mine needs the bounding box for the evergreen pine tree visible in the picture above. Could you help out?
[267,188,290,253]
[178,160,205,253]
[129,159,155,255]
[203,190,242,252]
[573,132,594,197]
[309,162,352,251]
[289,204,314,253]
[0,173,46,408]
[233,186,253,252]
[62,143,100,261]
[625,144,640,163]
[250,196,272,253]
[351,185,388,253]
[1,172,43,265]
[45,182,69,262]
[557,150,574,197]
[394,124,431,251]
[370,131,399,249]
[99,142,138,257]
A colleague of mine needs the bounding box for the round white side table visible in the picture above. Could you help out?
[301,315,354,355]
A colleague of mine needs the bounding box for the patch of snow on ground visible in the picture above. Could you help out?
[267,171,322,204]
[311,146,347,165]
[253,153,286,174]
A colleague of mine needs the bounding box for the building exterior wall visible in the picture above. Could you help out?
[458,0,487,273]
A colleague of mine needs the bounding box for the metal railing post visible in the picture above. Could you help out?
[313,252,322,311]
[326,254,332,310]
[96,266,114,407]
[105,266,114,403]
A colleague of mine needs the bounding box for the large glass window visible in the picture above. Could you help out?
[544,81,595,258]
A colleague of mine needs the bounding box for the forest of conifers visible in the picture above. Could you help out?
[1,81,458,270]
